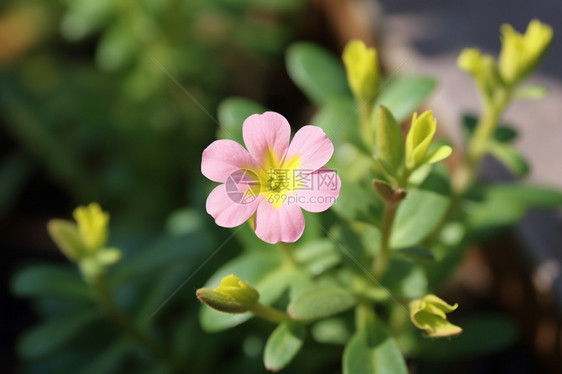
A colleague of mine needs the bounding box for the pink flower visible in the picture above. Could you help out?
[201,112,341,244]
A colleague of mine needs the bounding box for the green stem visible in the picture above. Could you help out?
[355,302,375,330]
[91,275,173,368]
[251,303,290,323]
[279,242,297,266]
[430,88,513,246]
[360,102,375,149]
[373,200,399,278]
[454,88,511,195]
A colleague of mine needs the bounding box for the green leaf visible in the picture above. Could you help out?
[200,252,292,332]
[418,314,517,360]
[330,221,372,270]
[424,145,452,164]
[135,262,194,322]
[235,221,277,252]
[248,0,304,11]
[96,23,136,72]
[299,210,323,244]
[294,238,341,276]
[343,317,408,374]
[17,311,100,359]
[464,192,526,242]
[80,338,133,374]
[395,247,436,264]
[286,42,350,105]
[310,96,361,147]
[165,208,208,236]
[312,318,352,345]
[374,76,436,123]
[0,151,33,217]
[391,167,450,248]
[462,115,518,143]
[287,285,357,321]
[264,323,306,371]
[486,184,562,209]
[374,105,404,172]
[487,141,530,176]
[11,265,94,300]
[110,231,212,284]
[516,85,548,99]
[217,97,266,144]
[46,220,85,260]
[383,259,427,299]
[331,175,385,226]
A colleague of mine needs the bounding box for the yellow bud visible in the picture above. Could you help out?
[73,203,109,251]
[409,294,462,338]
[499,19,553,85]
[214,274,259,306]
[197,274,260,314]
[405,111,445,170]
[457,48,501,100]
[457,48,484,75]
[342,39,380,102]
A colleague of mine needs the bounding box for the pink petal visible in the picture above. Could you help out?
[206,184,262,228]
[294,167,341,212]
[254,199,305,244]
[286,126,334,171]
[201,140,256,183]
[243,112,290,163]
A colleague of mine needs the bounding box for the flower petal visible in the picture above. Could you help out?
[201,139,256,183]
[243,112,291,163]
[294,167,341,212]
[254,200,305,244]
[285,125,334,171]
[206,184,262,228]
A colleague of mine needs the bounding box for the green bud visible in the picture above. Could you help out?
[409,294,462,338]
[342,39,380,103]
[197,274,260,314]
[47,219,87,261]
[374,105,404,173]
[499,19,553,85]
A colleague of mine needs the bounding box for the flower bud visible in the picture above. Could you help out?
[73,203,109,251]
[499,19,553,85]
[373,180,406,205]
[374,105,404,174]
[197,274,259,314]
[342,39,380,103]
[457,48,501,100]
[405,111,452,170]
[409,294,462,338]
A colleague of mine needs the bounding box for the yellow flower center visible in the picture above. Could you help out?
[250,147,301,209]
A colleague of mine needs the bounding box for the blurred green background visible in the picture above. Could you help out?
[1,0,314,372]
[0,0,308,224]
